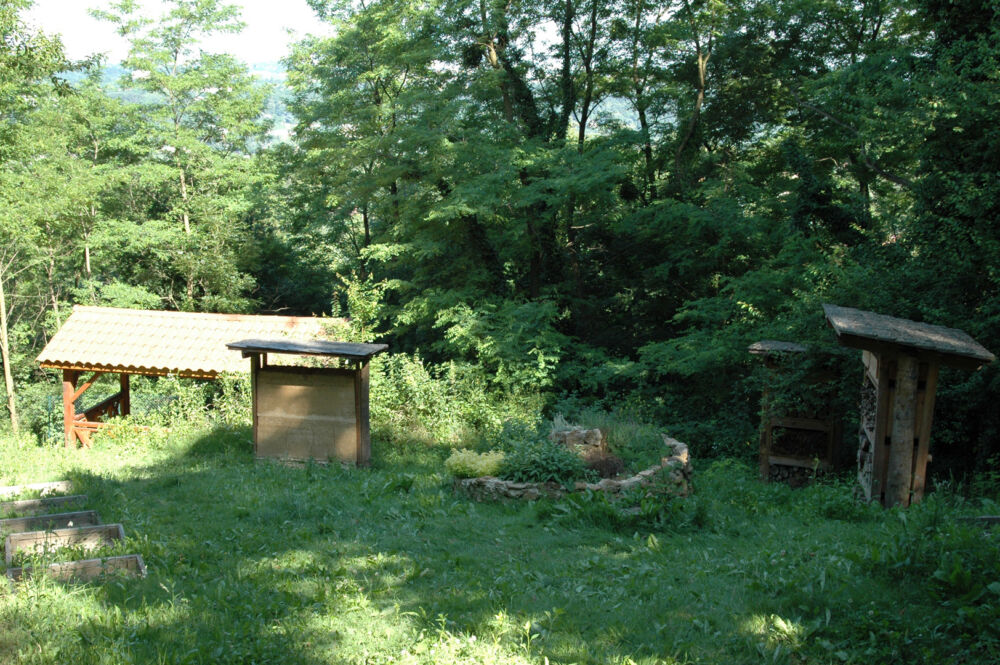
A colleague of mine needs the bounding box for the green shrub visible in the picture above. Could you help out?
[445,449,505,478]
[499,438,592,485]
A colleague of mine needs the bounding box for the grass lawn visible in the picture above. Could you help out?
[1,423,998,664]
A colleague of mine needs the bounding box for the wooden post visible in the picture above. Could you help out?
[250,353,260,457]
[119,373,130,416]
[62,370,77,448]
[885,354,919,507]
[911,362,939,502]
[868,354,892,503]
[355,361,371,466]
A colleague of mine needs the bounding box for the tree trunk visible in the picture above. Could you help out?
[0,273,18,434]
[179,168,191,234]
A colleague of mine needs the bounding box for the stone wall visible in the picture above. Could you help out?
[453,435,693,501]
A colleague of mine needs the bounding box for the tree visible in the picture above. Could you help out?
[93,0,271,311]
[0,0,65,433]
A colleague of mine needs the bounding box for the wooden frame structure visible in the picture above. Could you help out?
[750,340,842,482]
[227,339,388,466]
[824,304,994,507]
[37,306,336,448]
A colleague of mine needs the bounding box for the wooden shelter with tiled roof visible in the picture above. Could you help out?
[37,306,341,448]
[824,304,994,507]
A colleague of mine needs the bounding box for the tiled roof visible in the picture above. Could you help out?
[37,306,343,378]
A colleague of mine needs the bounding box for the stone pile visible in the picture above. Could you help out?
[455,435,693,501]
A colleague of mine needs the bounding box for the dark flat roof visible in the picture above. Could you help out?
[227,338,388,362]
[823,304,994,368]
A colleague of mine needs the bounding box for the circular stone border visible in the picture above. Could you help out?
[453,435,693,501]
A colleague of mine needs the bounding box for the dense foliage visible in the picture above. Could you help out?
[2,0,999,475]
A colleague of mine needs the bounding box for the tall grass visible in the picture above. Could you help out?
[2,361,998,664]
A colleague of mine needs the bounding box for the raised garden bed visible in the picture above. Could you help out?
[4,523,125,567]
[6,554,146,584]
[0,510,100,535]
[454,435,692,501]
[0,495,89,518]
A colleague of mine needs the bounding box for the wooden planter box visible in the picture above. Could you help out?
[6,554,146,584]
[5,523,125,566]
[0,510,99,535]
[0,495,88,518]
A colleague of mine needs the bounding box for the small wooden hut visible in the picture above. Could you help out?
[226,339,387,466]
[749,340,842,483]
[36,306,336,447]
[823,304,995,507]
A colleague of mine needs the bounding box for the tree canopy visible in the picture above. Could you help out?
[1,0,998,472]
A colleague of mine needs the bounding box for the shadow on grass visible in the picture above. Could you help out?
[1,425,918,665]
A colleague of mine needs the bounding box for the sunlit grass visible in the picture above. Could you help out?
[2,424,999,664]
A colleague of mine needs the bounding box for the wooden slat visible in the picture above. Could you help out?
[0,510,100,535]
[768,416,833,432]
[6,554,146,583]
[885,354,919,507]
[0,495,88,518]
[4,523,124,567]
[768,455,833,470]
[910,362,939,503]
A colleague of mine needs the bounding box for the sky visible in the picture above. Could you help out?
[24,0,333,66]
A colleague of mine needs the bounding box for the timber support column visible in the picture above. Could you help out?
[885,354,918,507]
[62,370,78,448]
[119,373,131,416]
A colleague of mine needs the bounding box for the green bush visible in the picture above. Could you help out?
[444,449,505,478]
[499,438,592,485]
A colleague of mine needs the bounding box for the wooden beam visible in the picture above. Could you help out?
[120,373,130,416]
[250,353,260,458]
[62,370,77,448]
[70,371,103,403]
[355,361,371,466]
[911,362,939,503]
[885,354,919,507]
[869,354,893,503]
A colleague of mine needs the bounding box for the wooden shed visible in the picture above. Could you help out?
[226,339,387,466]
[823,304,995,507]
[749,340,842,483]
[36,306,337,447]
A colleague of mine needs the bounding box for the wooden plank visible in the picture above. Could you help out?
[870,354,893,503]
[768,455,833,470]
[0,495,88,518]
[228,338,388,362]
[356,361,371,466]
[251,353,260,458]
[0,510,100,535]
[0,481,74,501]
[768,416,833,432]
[6,554,146,583]
[5,524,124,567]
[910,362,939,503]
[120,373,130,416]
[885,354,919,507]
[254,368,358,464]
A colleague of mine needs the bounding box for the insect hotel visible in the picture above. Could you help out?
[823,304,995,507]
[226,339,387,466]
[749,340,842,484]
